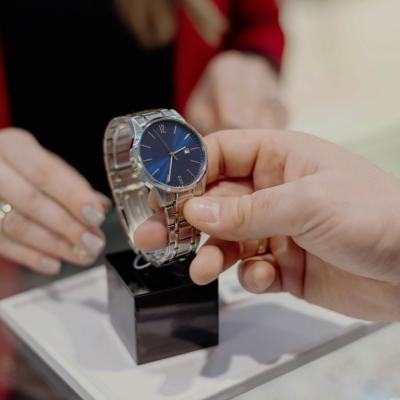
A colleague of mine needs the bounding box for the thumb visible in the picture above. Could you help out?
[184,180,312,241]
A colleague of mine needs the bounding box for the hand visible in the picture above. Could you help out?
[186,51,288,135]
[135,129,400,321]
[0,128,111,274]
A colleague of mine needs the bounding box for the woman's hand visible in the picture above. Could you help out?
[135,129,400,321]
[186,51,287,135]
[0,128,111,274]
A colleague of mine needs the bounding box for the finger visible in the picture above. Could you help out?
[147,190,161,212]
[94,191,113,213]
[212,53,277,130]
[136,180,254,252]
[214,86,260,131]
[184,0,228,46]
[189,237,261,285]
[203,130,289,188]
[213,80,244,130]
[0,236,61,275]
[186,85,217,135]
[134,212,167,251]
[0,130,105,227]
[206,178,253,197]
[1,209,95,266]
[189,243,225,285]
[0,162,105,257]
[238,255,282,294]
[269,236,305,297]
[257,102,289,129]
[184,179,313,241]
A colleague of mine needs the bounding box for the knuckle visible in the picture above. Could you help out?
[252,191,273,214]
[3,211,28,238]
[234,195,253,234]
[59,214,83,242]
[22,186,44,216]
[301,180,326,209]
[30,159,53,189]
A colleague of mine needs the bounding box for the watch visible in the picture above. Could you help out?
[103,109,207,267]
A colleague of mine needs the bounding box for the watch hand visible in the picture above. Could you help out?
[156,133,177,160]
[167,154,173,184]
[173,146,187,155]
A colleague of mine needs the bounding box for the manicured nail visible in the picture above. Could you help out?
[41,257,61,274]
[81,232,105,256]
[187,198,219,223]
[81,205,105,227]
[73,246,91,260]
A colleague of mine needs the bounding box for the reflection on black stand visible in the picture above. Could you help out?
[105,250,219,365]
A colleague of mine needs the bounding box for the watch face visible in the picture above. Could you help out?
[139,120,206,188]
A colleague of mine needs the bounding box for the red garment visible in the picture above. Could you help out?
[0,0,284,128]
[0,43,10,129]
[175,0,284,113]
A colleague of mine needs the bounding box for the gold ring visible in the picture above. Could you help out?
[256,238,269,255]
[0,201,13,235]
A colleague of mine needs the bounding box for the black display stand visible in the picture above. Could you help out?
[105,250,219,365]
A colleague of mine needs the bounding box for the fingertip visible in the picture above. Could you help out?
[239,258,276,294]
[133,216,168,251]
[189,244,224,285]
[94,191,113,213]
[184,197,220,228]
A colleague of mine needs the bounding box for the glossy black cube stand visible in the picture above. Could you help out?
[105,250,219,365]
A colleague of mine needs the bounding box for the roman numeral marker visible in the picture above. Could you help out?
[178,176,184,185]
[159,124,165,133]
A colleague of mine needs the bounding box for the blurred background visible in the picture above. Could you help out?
[281,0,400,174]
[1,0,400,399]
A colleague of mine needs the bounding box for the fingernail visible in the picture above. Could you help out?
[73,246,92,261]
[249,263,272,293]
[81,232,105,256]
[81,205,105,227]
[187,198,219,223]
[41,257,61,274]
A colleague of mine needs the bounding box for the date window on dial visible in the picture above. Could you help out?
[183,147,190,155]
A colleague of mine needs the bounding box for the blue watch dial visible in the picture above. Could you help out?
[139,120,206,188]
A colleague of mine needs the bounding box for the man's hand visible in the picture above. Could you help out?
[135,129,400,321]
[186,51,287,135]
